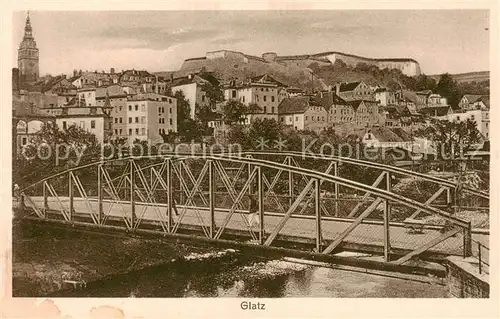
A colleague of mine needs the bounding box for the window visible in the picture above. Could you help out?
[22,137,27,145]
[169,118,173,125]
[80,121,85,129]
[322,117,324,121]
[295,116,298,121]
[263,96,267,102]
[141,116,145,124]
[202,95,205,102]
[129,129,132,135]
[63,121,67,129]
[135,117,139,123]
[271,107,275,113]
[119,117,123,123]
[119,129,122,135]
[128,105,132,111]
[242,96,245,103]
[471,115,475,121]
[135,128,139,135]
[232,91,236,98]
[169,108,172,114]
[129,117,132,123]
[135,105,138,111]
[281,117,284,122]
[114,118,118,123]
[141,128,145,135]
[271,96,275,102]
[91,120,96,129]
[305,116,308,121]
[169,99,172,103]
[263,106,267,113]
[141,105,145,111]
[115,129,118,135]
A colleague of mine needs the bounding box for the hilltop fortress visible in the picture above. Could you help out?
[180,50,421,77]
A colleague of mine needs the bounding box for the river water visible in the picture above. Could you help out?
[52,251,449,298]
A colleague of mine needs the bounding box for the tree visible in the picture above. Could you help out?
[436,73,461,109]
[248,118,283,149]
[415,118,481,164]
[222,100,247,125]
[14,122,102,187]
[195,103,217,127]
[415,74,437,91]
[173,90,204,141]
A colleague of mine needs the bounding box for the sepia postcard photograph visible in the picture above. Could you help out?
[1,1,499,318]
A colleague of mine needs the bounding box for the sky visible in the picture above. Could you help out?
[12,10,490,76]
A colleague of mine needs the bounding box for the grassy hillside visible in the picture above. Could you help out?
[428,71,489,84]
[155,56,416,91]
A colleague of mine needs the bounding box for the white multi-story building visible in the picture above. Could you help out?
[112,97,177,144]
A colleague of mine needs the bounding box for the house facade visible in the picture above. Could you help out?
[336,81,375,101]
[114,98,177,144]
[278,96,328,133]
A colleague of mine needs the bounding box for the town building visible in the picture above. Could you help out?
[458,94,489,111]
[361,127,414,150]
[55,106,113,143]
[438,108,490,140]
[224,74,285,124]
[278,96,328,133]
[374,87,397,106]
[113,97,178,145]
[350,100,383,128]
[17,12,39,84]
[171,73,218,119]
[336,81,375,101]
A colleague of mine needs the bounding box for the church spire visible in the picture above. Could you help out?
[24,11,33,39]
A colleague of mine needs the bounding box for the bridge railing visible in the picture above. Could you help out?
[15,154,479,264]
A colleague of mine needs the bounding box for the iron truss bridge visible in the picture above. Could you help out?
[15,151,489,268]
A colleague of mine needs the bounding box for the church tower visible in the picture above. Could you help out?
[18,12,39,83]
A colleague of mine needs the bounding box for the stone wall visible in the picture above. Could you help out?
[446,257,489,298]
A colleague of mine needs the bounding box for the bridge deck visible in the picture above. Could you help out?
[25,197,488,259]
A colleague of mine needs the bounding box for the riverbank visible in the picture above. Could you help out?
[12,220,225,296]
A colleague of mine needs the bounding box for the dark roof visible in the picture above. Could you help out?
[390,127,412,141]
[374,87,387,93]
[416,90,432,95]
[278,96,311,114]
[419,106,450,117]
[480,95,490,108]
[312,91,348,110]
[462,94,483,103]
[367,127,407,143]
[339,82,361,92]
[251,74,287,87]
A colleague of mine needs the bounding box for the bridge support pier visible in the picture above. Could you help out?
[43,182,48,218]
[97,165,103,224]
[463,222,472,258]
[258,166,264,245]
[130,160,136,229]
[209,160,215,239]
[68,172,74,221]
[333,162,339,217]
[166,159,173,233]
[315,179,322,253]
[384,172,392,262]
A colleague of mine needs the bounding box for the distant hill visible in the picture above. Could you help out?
[428,71,489,84]
[154,50,421,90]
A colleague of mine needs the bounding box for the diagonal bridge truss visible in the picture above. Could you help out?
[16,152,488,265]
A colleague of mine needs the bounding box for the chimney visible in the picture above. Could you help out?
[73,69,77,77]
[335,83,340,95]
